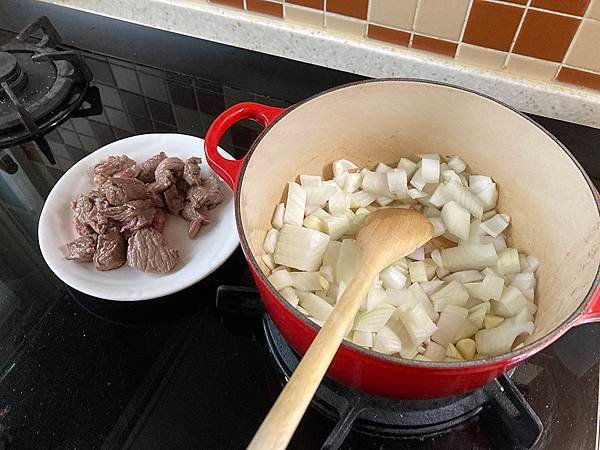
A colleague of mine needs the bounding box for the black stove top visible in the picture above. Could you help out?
[0,2,598,449]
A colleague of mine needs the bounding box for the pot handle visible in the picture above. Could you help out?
[578,285,600,324]
[204,102,285,190]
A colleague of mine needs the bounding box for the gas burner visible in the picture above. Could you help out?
[0,16,102,164]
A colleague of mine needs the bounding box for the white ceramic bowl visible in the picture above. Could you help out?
[38,133,238,301]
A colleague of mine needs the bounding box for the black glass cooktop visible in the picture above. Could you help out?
[0,1,598,449]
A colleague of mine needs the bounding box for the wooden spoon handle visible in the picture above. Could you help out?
[247,266,377,450]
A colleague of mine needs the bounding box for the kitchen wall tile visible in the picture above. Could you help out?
[411,34,458,57]
[586,0,600,18]
[326,0,368,20]
[414,0,470,41]
[505,54,559,80]
[557,66,600,90]
[530,0,591,16]
[209,0,244,8]
[121,91,149,117]
[325,14,367,36]
[369,0,417,31]
[367,24,410,46]
[285,4,323,27]
[247,0,283,18]
[463,0,524,51]
[513,10,580,62]
[565,19,600,73]
[455,43,506,70]
[286,0,323,9]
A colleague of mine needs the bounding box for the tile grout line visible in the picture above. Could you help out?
[456,0,475,57]
[561,64,600,76]
[365,0,373,38]
[502,0,532,69]
[556,17,587,79]
[323,0,327,28]
[482,0,585,19]
[409,0,422,47]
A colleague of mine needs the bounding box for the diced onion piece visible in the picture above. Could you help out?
[376,196,395,206]
[328,191,352,214]
[423,206,441,218]
[298,292,334,321]
[429,184,450,208]
[407,246,425,261]
[386,169,408,195]
[272,203,285,229]
[475,321,534,356]
[482,209,497,221]
[453,320,479,341]
[484,314,504,329]
[397,158,417,178]
[442,169,462,184]
[521,288,535,302]
[312,209,330,222]
[353,330,373,348]
[386,288,416,308]
[445,270,483,283]
[319,265,334,283]
[343,172,363,193]
[380,264,408,289]
[430,280,469,312]
[409,168,427,191]
[332,159,358,187]
[261,254,275,270]
[441,244,498,272]
[421,157,440,183]
[284,182,306,226]
[373,326,403,354]
[463,282,482,299]
[396,300,438,345]
[468,302,490,328]
[446,343,464,360]
[408,283,439,321]
[420,279,444,295]
[362,171,391,196]
[274,224,330,271]
[436,267,450,279]
[423,341,446,362]
[510,272,536,293]
[322,214,350,240]
[304,185,338,208]
[414,355,431,362]
[456,338,476,360]
[323,240,341,268]
[351,190,377,208]
[409,261,429,283]
[374,162,391,173]
[432,305,469,346]
[476,183,498,211]
[263,228,279,254]
[477,272,505,300]
[407,189,428,200]
[336,239,362,285]
[448,156,466,174]
[304,204,320,216]
[469,175,493,194]
[523,255,540,273]
[303,214,325,232]
[480,214,509,237]
[354,303,396,332]
[441,200,470,240]
[367,282,388,310]
[268,270,293,290]
[510,307,533,325]
[279,286,299,307]
[385,319,419,358]
[493,285,527,318]
[445,182,484,220]
[289,272,329,292]
[497,248,520,274]
[300,174,322,187]
[431,249,444,269]
[428,217,446,238]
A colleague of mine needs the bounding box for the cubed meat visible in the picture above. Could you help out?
[106,199,156,233]
[136,152,167,182]
[65,234,97,262]
[152,157,184,192]
[183,157,202,186]
[163,184,185,216]
[127,227,179,273]
[94,228,126,271]
[102,177,148,206]
[93,155,136,186]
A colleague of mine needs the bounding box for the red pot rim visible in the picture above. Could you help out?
[231,78,600,369]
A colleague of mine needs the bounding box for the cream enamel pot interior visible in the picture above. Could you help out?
[205,80,600,399]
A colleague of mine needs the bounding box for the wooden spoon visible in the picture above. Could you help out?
[247,208,433,450]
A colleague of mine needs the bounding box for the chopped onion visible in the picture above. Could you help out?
[429,184,450,208]
[410,168,427,191]
[272,203,285,229]
[332,159,358,186]
[322,240,341,268]
[319,265,334,283]
[303,214,326,232]
[446,343,464,360]
[436,267,450,279]
[279,286,299,307]
[300,174,322,187]
[373,326,403,354]
[261,254,275,270]
[445,181,484,220]
[442,169,462,185]
[268,270,293,290]
[407,246,425,261]
[493,285,527,318]
[328,191,352,214]
[477,272,505,300]
[523,255,540,273]
[453,320,479,341]
[336,239,362,285]
[511,272,536,292]
[396,300,438,345]
[408,283,439,321]
[432,305,469,346]
[510,307,533,325]
[367,282,388,310]
[353,330,373,348]
[441,244,498,272]
[351,190,377,208]
[456,338,476,360]
[274,224,330,271]
[482,209,497,221]
[445,270,483,283]
[428,217,446,238]
[386,169,408,195]
[431,249,444,268]
[423,206,441,217]
[304,185,338,208]
[423,341,446,362]
[480,214,509,237]
[299,292,334,321]
[463,282,482,299]
[386,288,416,308]
[421,157,440,183]
[484,314,504,329]
[343,172,363,193]
[322,214,351,240]
[283,182,306,226]
[354,303,396,332]
[263,228,279,254]
[468,302,490,328]
[375,162,392,173]
[409,261,429,283]
[469,175,493,194]
[447,156,466,174]
[420,279,445,295]
[380,264,408,289]
[430,280,469,312]
[476,183,498,211]
[497,248,520,274]
[397,158,417,178]
[376,196,395,206]
[290,272,329,291]
[475,321,534,356]
[441,200,470,240]
[362,171,391,196]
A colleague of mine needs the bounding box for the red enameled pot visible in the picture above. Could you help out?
[205,80,600,399]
